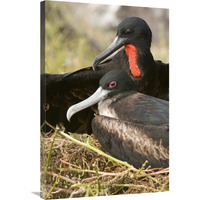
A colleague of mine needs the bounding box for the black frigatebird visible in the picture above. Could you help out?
[41,65,117,133]
[67,70,169,168]
[41,17,169,133]
[93,17,169,101]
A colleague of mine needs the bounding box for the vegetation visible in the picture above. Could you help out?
[40,122,169,199]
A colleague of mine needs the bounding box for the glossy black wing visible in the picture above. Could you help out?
[153,60,169,100]
[41,68,96,133]
[110,92,169,125]
[41,56,122,133]
[92,116,169,168]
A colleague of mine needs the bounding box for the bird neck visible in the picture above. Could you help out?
[125,44,141,77]
[124,44,154,78]
[122,44,169,100]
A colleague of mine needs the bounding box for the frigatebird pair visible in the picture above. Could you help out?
[41,17,169,134]
[41,17,169,168]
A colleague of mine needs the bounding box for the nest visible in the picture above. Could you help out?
[40,123,169,199]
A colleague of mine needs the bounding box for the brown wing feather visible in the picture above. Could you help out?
[92,115,169,168]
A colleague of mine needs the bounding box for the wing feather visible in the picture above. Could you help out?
[92,116,169,168]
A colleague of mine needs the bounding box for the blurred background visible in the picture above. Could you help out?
[44,1,169,74]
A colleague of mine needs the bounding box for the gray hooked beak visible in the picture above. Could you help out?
[92,36,127,70]
[67,87,109,122]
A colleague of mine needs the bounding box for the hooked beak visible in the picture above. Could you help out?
[67,87,109,122]
[92,36,127,70]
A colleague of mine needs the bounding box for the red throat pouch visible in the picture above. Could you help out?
[125,44,141,77]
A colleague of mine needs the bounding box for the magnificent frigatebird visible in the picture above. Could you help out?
[67,70,169,168]
[93,17,169,101]
[41,65,118,133]
[41,17,169,133]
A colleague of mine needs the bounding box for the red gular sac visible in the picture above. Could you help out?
[125,44,141,77]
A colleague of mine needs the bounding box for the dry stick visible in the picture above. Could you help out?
[59,130,133,169]
[70,183,95,196]
[81,175,100,184]
[60,167,126,185]
[60,160,82,169]
[80,169,128,186]
[139,169,169,177]
[68,169,130,196]
[69,188,85,198]
[107,168,131,186]
[113,183,159,192]
[44,121,166,187]
[61,166,123,176]
[44,121,132,168]
[40,171,76,184]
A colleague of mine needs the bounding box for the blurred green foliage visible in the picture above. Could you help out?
[44,1,169,74]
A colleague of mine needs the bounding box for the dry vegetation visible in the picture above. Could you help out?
[40,122,169,199]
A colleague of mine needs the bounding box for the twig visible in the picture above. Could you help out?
[137,160,148,173]
[70,183,95,196]
[60,160,82,169]
[93,164,101,195]
[113,183,159,192]
[111,186,124,195]
[40,133,45,169]
[69,188,85,198]
[40,120,47,129]
[107,168,131,186]
[44,128,58,182]
[140,169,169,177]
[59,130,134,169]
[40,171,76,184]
[43,120,55,130]
[45,176,59,200]
[61,166,124,176]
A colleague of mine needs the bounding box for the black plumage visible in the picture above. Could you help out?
[67,70,169,168]
[41,65,119,133]
[41,17,169,133]
[93,17,169,100]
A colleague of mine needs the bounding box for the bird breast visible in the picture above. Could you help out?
[98,98,118,119]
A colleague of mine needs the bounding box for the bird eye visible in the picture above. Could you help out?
[124,29,131,34]
[109,81,117,88]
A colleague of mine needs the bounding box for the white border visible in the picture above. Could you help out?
[1,0,200,200]
[46,0,170,8]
